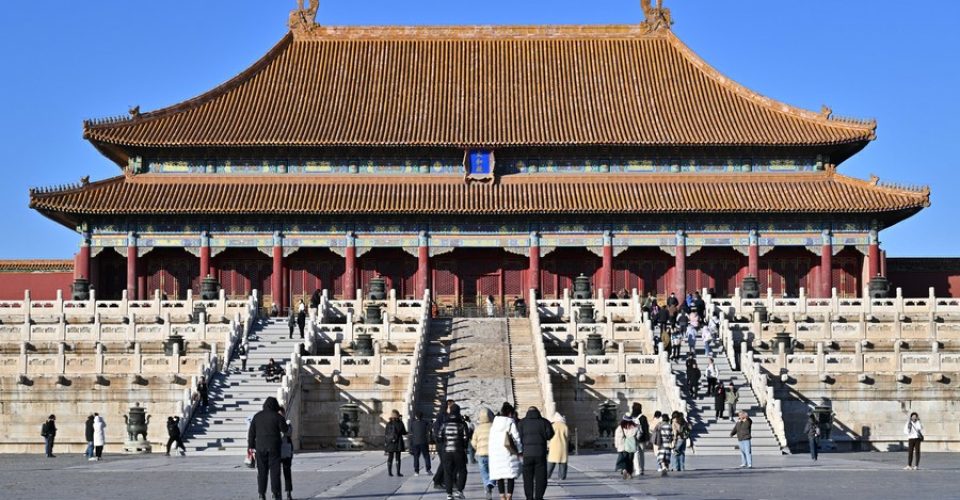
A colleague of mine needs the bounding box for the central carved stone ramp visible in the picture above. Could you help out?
[671,343,785,455]
[414,318,452,423]
[439,318,514,418]
[508,317,545,413]
[184,318,298,455]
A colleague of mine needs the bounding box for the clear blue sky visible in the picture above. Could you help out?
[1,1,957,259]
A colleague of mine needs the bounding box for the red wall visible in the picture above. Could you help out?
[0,272,74,300]
[888,258,960,297]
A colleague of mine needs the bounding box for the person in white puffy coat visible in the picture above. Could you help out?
[487,402,522,499]
[92,414,106,461]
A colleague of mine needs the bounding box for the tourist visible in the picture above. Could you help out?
[485,295,496,317]
[666,292,679,309]
[629,403,649,476]
[670,327,683,361]
[489,402,522,500]
[546,412,569,481]
[513,296,527,317]
[84,414,95,459]
[265,358,281,382]
[731,411,753,468]
[270,303,279,318]
[296,302,306,339]
[279,406,294,500]
[518,406,554,500]
[705,358,718,397]
[470,408,496,499]
[694,292,706,319]
[41,414,57,457]
[714,382,727,420]
[198,379,210,411]
[687,361,701,399]
[248,396,289,500]
[726,382,739,422]
[440,404,469,500]
[408,410,432,476]
[309,289,322,316]
[904,412,923,470]
[433,399,456,489]
[165,416,186,456]
[287,309,296,339]
[92,414,106,461]
[656,306,670,342]
[614,414,638,479]
[239,344,248,372]
[642,292,654,314]
[652,413,674,476]
[804,413,820,461]
[686,319,698,356]
[651,410,662,471]
[671,412,691,471]
[464,415,476,464]
[384,409,407,477]
[702,324,714,358]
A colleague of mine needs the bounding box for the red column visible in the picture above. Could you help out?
[674,231,686,295]
[75,236,91,280]
[126,233,137,299]
[272,245,283,312]
[748,230,759,278]
[137,263,147,300]
[881,250,887,278]
[600,232,613,299]
[820,230,833,298]
[199,232,211,279]
[529,241,540,295]
[282,260,289,312]
[417,249,429,298]
[344,233,357,300]
[868,229,881,278]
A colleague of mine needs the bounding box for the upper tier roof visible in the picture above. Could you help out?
[30,170,929,228]
[83,24,876,154]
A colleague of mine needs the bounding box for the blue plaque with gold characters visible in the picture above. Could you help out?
[464,149,495,183]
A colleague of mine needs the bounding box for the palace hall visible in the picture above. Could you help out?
[27,4,930,310]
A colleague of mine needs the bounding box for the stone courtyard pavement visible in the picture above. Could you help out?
[0,451,957,499]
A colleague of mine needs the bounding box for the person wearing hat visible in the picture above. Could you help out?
[41,415,57,457]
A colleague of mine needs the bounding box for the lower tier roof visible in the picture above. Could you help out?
[30,171,928,228]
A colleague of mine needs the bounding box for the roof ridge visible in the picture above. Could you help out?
[290,23,671,41]
[662,31,877,135]
[831,172,931,198]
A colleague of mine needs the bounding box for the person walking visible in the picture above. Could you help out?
[731,411,753,469]
[92,414,106,461]
[670,327,683,361]
[470,408,496,499]
[614,415,638,479]
[296,301,306,339]
[705,358,718,397]
[433,399,456,489]
[650,410,662,472]
[84,414,95,459]
[239,344,249,372]
[629,403,649,476]
[546,413,569,481]
[384,409,407,477]
[279,406,294,500]
[248,396,289,500]
[687,362,701,399]
[464,415,477,464]
[671,413,690,471]
[408,410,432,476]
[714,382,727,420]
[198,379,210,412]
[904,412,924,470]
[726,382,738,422]
[652,413,674,476]
[41,414,57,457]
[518,406,554,500]
[489,402,522,500]
[439,404,469,500]
[804,413,820,461]
[485,295,496,317]
[165,416,186,456]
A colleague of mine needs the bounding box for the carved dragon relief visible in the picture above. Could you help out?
[641,0,672,31]
[289,0,320,32]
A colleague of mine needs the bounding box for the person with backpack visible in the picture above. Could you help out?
[384,409,407,477]
[165,416,186,456]
[671,412,691,471]
[614,415,638,479]
[630,403,649,476]
[41,414,57,457]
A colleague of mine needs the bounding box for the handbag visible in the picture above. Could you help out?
[244,449,256,468]
[504,430,519,456]
[281,441,294,459]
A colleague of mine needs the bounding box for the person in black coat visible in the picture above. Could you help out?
[439,404,469,499]
[41,414,57,457]
[165,416,186,456]
[84,414,95,459]
[248,397,289,500]
[198,380,209,411]
[296,303,306,339]
[384,409,408,477]
[518,407,555,500]
[408,410,432,475]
